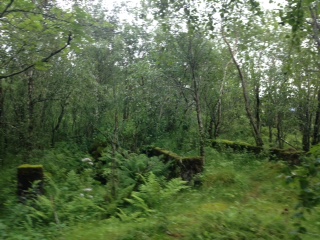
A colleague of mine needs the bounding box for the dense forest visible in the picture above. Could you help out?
[0,0,320,239]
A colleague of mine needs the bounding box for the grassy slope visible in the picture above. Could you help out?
[59,149,320,240]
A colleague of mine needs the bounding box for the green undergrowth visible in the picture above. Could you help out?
[58,148,320,240]
[1,146,319,239]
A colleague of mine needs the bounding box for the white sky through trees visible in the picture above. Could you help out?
[105,0,285,10]
[103,0,286,24]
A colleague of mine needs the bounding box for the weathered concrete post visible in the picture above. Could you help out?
[17,164,44,202]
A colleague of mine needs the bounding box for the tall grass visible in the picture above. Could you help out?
[0,146,319,239]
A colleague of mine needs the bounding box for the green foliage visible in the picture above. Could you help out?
[284,145,320,238]
[57,149,312,240]
[308,144,320,157]
[0,0,92,80]
[7,169,104,226]
[187,208,290,240]
[119,154,169,187]
[279,0,316,46]
[122,173,188,217]
[96,150,169,190]
[0,145,107,238]
[1,0,320,238]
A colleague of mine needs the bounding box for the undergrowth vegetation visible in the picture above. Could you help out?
[0,145,319,239]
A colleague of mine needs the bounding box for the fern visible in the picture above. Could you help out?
[125,193,156,215]
[116,208,145,222]
[123,172,189,217]
[139,173,162,206]
[65,170,81,191]
[161,178,189,200]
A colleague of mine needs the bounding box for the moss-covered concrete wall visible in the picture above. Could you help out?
[17,164,44,201]
[212,140,263,154]
[211,140,304,165]
[145,147,203,182]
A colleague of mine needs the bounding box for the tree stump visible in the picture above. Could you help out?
[17,164,44,202]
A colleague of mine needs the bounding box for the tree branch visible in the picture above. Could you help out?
[0,0,14,18]
[1,9,72,24]
[0,32,72,80]
[1,8,116,34]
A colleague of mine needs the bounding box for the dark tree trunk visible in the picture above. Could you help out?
[208,114,215,139]
[276,113,284,149]
[298,90,312,152]
[51,102,67,147]
[111,84,119,198]
[0,81,6,155]
[194,88,206,160]
[302,129,311,152]
[268,125,273,144]
[0,81,3,125]
[0,81,5,139]
[312,89,320,145]
[301,109,312,152]
[207,103,221,140]
[213,99,222,139]
[189,52,205,163]
[255,83,261,134]
[27,70,35,150]
[310,4,320,146]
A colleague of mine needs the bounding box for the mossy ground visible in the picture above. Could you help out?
[0,146,319,239]
[58,149,320,240]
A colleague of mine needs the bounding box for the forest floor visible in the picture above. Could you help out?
[58,150,320,240]
[1,147,319,240]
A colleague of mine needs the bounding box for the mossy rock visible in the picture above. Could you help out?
[17,164,44,202]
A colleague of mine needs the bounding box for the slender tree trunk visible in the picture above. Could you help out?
[123,73,130,121]
[276,113,284,149]
[0,81,3,126]
[255,83,261,134]
[188,40,205,163]
[111,85,119,198]
[312,89,320,145]
[207,101,219,139]
[51,101,68,147]
[310,5,320,146]
[14,99,26,149]
[27,70,35,150]
[222,33,264,147]
[193,82,206,161]
[208,115,214,139]
[213,99,222,139]
[209,57,232,139]
[268,125,273,144]
[309,4,320,52]
[298,78,312,152]
[111,124,118,198]
[301,108,312,152]
[0,80,6,156]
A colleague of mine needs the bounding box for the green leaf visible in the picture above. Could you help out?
[35,62,52,71]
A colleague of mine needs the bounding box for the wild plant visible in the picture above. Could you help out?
[119,172,189,220]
